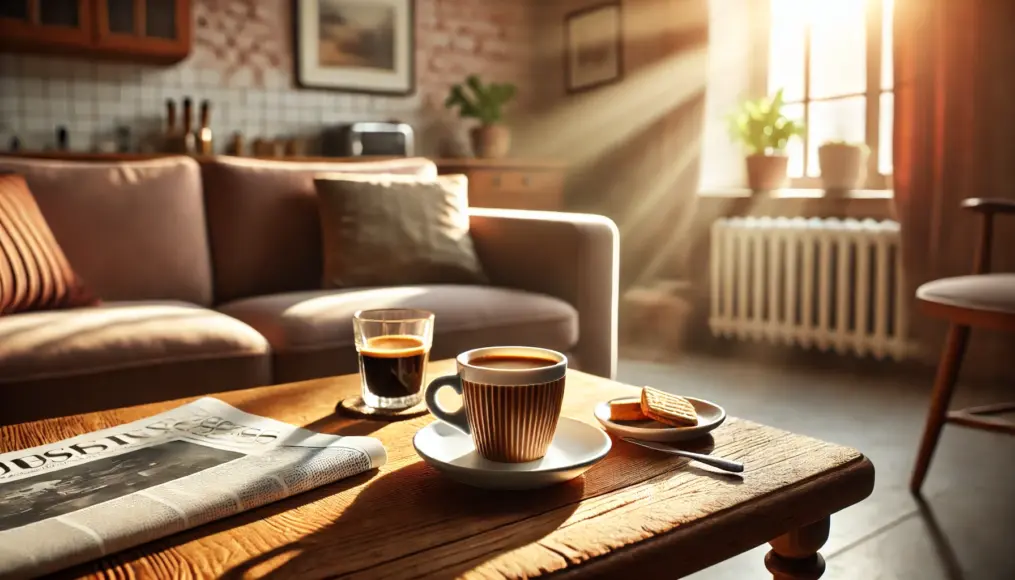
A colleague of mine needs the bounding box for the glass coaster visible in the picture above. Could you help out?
[336,396,430,421]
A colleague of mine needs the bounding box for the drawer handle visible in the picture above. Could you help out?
[492,175,501,187]
[521,176,532,187]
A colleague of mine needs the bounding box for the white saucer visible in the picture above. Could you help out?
[413,417,611,490]
[594,396,726,443]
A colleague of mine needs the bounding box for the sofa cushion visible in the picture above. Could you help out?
[315,173,488,288]
[0,300,269,382]
[0,173,98,313]
[0,301,272,424]
[200,156,439,303]
[0,157,213,305]
[217,285,579,383]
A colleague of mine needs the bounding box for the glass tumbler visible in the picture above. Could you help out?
[353,309,435,410]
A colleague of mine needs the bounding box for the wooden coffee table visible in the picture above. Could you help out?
[1,361,874,579]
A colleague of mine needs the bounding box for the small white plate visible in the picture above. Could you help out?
[413,417,611,490]
[594,396,726,443]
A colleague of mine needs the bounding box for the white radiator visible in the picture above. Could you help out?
[709,217,912,360]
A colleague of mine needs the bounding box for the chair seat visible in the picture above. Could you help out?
[916,274,1015,314]
[217,285,579,383]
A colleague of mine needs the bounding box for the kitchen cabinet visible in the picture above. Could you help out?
[0,0,190,63]
[94,0,190,62]
[0,0,93,51]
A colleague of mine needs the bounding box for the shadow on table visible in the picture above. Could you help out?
[300,412,390,438]
[220,460,585,578]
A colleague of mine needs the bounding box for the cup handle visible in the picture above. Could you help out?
[424,375,471,435]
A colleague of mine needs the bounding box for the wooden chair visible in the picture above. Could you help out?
[910,198,1015,494]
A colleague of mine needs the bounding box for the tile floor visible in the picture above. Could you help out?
[615,354,1014,580]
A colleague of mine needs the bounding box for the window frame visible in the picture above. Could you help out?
[754,0,893,191]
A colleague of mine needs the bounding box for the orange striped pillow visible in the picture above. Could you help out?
[0,173,98,314]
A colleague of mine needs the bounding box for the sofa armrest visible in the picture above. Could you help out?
[468,208,619,379]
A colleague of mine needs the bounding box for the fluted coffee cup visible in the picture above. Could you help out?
[424,346,567,463]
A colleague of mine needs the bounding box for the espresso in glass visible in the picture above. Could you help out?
[353,309,434,411]
[359,335,429,399]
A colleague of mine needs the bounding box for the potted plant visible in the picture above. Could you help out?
[818,140,869,192]
[729,89,804,192]
[444,75,517,159]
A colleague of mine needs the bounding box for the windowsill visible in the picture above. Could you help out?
[698,188,894,200]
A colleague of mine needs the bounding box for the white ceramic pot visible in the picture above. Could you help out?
[818,143,869,191]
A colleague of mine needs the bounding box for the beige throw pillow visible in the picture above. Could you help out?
[314,173,488,288]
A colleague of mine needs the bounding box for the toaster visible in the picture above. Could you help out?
[321,122,415,157]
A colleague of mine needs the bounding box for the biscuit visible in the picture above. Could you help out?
[608,400,646,421]
[640,387,698,427]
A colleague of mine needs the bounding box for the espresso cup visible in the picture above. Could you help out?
[424,346,568,463]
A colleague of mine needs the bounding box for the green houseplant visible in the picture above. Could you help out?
[729,89,805,191]
[818,140,869,192]
[444,74,517,159]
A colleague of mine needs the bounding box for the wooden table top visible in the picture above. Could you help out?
[2,361,875,579]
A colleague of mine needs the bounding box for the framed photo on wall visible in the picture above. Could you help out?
[564,2,623,94]
[295,0,415,94]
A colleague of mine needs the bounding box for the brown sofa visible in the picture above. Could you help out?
[0,156,618,424]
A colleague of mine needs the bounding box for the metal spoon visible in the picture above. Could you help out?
[622,437,745,473]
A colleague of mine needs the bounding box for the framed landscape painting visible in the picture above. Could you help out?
[564,2,623,93]
[296,0,415,94]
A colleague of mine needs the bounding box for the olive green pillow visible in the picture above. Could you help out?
[314,173,488,288]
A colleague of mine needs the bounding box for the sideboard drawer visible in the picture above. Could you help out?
[491,171,563,193]
[466,170,565,211]
[435,160,568,212]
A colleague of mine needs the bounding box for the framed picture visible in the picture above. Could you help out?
[295,0,415,94]
[564,2,623,94]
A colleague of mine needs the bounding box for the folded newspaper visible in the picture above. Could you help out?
[0,397,387,579]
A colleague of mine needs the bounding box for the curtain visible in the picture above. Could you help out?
[893,0,1015,380]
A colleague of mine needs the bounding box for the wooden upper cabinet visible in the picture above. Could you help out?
[0,0,93,51]
[0,0,190,63]
[94,0,191,62]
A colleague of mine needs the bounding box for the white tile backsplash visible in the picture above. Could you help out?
[0,29,494,156]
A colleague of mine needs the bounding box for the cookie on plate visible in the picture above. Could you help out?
[640,387,698,427]
[608,400,646,421]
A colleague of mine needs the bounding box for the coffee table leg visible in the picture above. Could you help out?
[764,517,830,580]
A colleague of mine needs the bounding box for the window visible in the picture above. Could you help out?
[767,0,893,189]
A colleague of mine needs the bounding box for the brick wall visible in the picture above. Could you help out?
[0,0,535,155]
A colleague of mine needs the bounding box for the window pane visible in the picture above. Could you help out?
[783,102,805,178]
[806,96,866,177]
[882,0,894,90]
[880,91,893,174]
[0,2,29,20]
[39,0,79,27]
[107,0,134,34]
[810,0,867,98]
[769,0,807,101]
[146,0,176,39]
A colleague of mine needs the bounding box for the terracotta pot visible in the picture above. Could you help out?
[745,154,789,192]
[818,143,869,191]
[470,125,511,159]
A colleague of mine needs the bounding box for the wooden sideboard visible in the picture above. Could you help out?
[437,159,568,212]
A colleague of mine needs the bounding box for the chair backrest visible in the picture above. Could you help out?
[961,197,1015,274]
[199,156,438,303]
[0,156,213,305]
